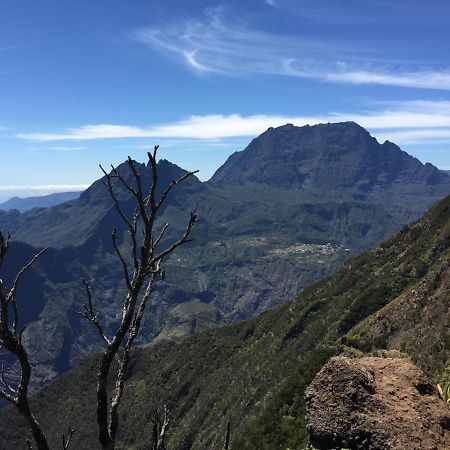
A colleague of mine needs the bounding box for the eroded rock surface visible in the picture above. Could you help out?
[305,356,450,449]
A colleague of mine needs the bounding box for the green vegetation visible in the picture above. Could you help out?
[437,382,450,403]
[3,187,450,449]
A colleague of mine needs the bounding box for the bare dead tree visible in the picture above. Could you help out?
[61,427,75,450]
[79,146,198,450]
[152,405,170,450]
[223,420,231,450]
[0,230,49,450]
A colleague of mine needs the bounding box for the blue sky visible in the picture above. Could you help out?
[1,0,450,201]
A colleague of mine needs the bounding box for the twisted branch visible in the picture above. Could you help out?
[84,148,198,449]
[0,230,50,450]
[78,280,111,346]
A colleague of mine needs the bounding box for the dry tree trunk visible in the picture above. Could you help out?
[0,231,50,450]
[0,146,195,450]
[80,147,198,450]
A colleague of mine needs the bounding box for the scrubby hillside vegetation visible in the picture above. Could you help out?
[2,181,450,449]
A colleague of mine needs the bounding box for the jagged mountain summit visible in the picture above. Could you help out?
[210,121,450,222]
[212,122,444,187]
[0,122,449,390]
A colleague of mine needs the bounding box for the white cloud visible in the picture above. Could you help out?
[16,101,450,144]
[264,0,450,25]
[16,115,323,141]
[130,9,450,90]
[18,125,152,141]
[375,128,450,144]
[326,70,450,91]
[50,146,87,151]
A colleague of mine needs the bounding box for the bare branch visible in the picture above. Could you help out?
[0,385,16,404]
[111,228,132,291]
[101,164,140,270]
[99,164,135,232]
[8,247,47,305]
[154,170,199,211]
[0,231,11,268]
[224,420,231,450]
[145,146,159,210]
[131,205,140,270]
[92,148,198,450]
[152,223,169,252]
[126,157,145,201]
[111,163,138,197]
[19,324,28,345]
[128,272,157,349]
[151,208,198,265]
[0,230,49,448]
[153,405,170,450]
[78,280,111,346]
[0,362,16,393]
[62,426,75,450]
[108,348,130,441]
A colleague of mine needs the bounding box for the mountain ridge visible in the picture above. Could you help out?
[0,191,82,213]
[0,122,449,392]
[210,121,447,187]
[2,181,450,449]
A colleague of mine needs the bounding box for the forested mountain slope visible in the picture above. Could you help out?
[2,190,450,449]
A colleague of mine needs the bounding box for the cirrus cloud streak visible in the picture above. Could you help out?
[131,9,450,91]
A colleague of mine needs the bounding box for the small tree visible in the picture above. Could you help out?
[0,146,198,450]
[0,231,49,450]
[82,147,198,449]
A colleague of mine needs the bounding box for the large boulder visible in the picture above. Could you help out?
[305,356,450,449]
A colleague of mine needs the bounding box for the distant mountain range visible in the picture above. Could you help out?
[0,191,81,212]
[0,121,449,388]
[3,166,450,449]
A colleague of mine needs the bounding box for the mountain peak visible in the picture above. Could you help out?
[266,121,367,134]
[209,121,447,192]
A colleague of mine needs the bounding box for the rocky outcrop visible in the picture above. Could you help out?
[305,356,450,449]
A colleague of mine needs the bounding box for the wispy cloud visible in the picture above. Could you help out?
[376,128,450,144]
[0,44,27,53]
[50,146,86,151]
[15,100,450,145]
[266,0,450,24]
[131,8,450,90]
[324,69,450,91]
